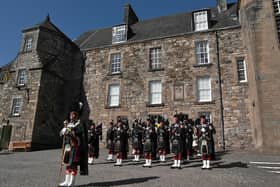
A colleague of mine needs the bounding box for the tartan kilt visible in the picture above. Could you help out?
[171,139,182,154]
[114,140,122,153]
[143,139,152,153]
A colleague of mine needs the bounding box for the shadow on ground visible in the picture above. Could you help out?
[77,176,160,187]
[213,161,248,169]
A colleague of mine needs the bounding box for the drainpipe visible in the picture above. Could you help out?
[215,30,225,151]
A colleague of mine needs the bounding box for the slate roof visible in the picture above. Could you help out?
[22,15,77,47]
[75,3,239,51]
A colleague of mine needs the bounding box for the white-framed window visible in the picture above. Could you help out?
[108,84,120,107]
[197,77,211,102]
[198,112,212,123]
[149,80,162,104]
[11,98,22,116]
[150,47,161,70]
[112,25,127,44]
[273,0,280,15]
[195,41,209,65]
[193,11,208,31]
[24,38,33,52]
[237,59,247,82]
[110,53,121,74]
[17,69,27,86]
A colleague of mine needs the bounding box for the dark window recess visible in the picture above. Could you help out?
[11,98,22,116]
[23,38,33,52]
[17,69,27,86]
[273,0,280,43]
[198,111,212,123]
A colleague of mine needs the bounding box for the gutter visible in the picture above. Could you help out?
[215,30,225,151]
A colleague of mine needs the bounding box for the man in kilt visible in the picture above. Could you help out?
[170,115,184,169]
[113,120,125,166]
[183,118,193,161]
[157,120,169,162]
[88,121,102,165]
[106,121,115,161]
[131,119,143,162]
[59,102,88,186]
[142,118,157,168]
[199,115,212,169]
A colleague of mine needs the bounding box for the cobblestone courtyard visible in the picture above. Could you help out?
[0,149,280,187]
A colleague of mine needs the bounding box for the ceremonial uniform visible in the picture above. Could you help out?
[157,121,169,162]
[142,119,157,167]
[131,120,143,162]
[88,122,102,165]
[184,120,193,160]
[199,116,213,169]
[170,115,184,169]
[113,121,125,166]
[208,123,216,160]
[59,102,88,187]
[106,122,114,161]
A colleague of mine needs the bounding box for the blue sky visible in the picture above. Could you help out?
[0,0,236,66]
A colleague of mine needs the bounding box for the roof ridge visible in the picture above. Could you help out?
[79,30,99,49]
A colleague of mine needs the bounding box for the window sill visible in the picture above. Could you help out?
[194,101,215,105]
[107,72,122,76]
[193,63,213,68]
[9,114,21,118]
[146,103,165,107]
[21,50,32,54]
[105,105,121,109]
[148,68,165,72]
[237,81,249,86]
[112,41,127,45]
[15,84,28,90]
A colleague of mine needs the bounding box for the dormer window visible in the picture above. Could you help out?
[112,25,127,44]
[24,37,33,52]
[193,11,208,31]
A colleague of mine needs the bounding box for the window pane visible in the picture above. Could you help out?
[111,53,121,73]
[197,77,211,102]
[195,41,209,65]
[17,70,27,86]
[237,59,247,82]
[149,81,162,104]
[109,85,120,106]
[12,98,22,115]
[24,38,33,52]
[150,48,161,70]
[112,25,127,43]
[194,11,208,31]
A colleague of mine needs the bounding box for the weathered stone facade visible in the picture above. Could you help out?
[0,17,83,150]
[238,0,280,153]
[83,25,251,150]
[0,0,279,152]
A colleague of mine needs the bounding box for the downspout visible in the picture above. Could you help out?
[215,30,225,151]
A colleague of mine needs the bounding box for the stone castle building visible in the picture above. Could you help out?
[0,0,279,153]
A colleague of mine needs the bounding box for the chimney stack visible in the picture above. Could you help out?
[217,0,228,13]
[123,4,139,25]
